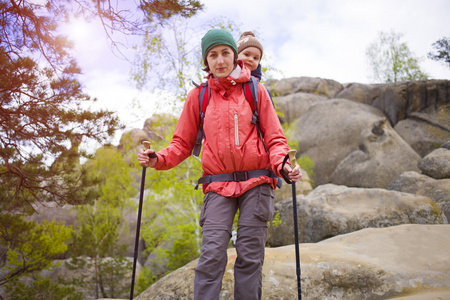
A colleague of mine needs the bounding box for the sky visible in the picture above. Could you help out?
[62,0,450,147]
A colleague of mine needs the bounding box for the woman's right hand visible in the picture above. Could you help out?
[138,149,157,168]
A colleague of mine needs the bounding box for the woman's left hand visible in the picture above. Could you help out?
[283,163,302,182]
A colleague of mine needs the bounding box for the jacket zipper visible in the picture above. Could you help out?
[234,114,239,146]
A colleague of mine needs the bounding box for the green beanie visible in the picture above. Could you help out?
[201,29,238,62]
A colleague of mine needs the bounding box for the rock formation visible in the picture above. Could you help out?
[19,77,450,300]
[135,224,450,300]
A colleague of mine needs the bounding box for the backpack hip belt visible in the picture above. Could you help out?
[195,169,282,190]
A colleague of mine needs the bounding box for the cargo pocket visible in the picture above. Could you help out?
[199,193,211,228]
[253,184,275,222]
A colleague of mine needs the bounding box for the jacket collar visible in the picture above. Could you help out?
[208,61,251,92]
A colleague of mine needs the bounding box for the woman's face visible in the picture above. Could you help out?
[206,45,235,78]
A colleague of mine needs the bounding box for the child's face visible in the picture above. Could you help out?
[238,46,261,71]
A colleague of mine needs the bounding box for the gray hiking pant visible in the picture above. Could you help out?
[194,184,275,300]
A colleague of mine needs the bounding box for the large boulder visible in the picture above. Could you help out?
[418,147,450,179]
[273,92,326,124]
[118,113,178,164]
[267,184,446,246]
[134,224,450,300]
[294,98,386,186]
[388,171,450,223]
[274,167,313,202]
[394,114,450,157]
[336,80,450,126]
[266,76,343,98]
[330,118,421,188]
[335,82,381,105]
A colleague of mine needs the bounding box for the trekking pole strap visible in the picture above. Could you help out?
[195,169,282,190]
[280,153,293,184]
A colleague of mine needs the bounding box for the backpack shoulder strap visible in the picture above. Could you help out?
[243,76,269,153]
[193,82,210,157]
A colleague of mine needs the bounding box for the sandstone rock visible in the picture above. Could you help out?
[274,168,313,203]
[394,117,450,157]
[418,148,450,179]
[273,92,326,124]
[266,77,343,98]
[134,224,450,300]
[335,82,381,105]
[118,113,177,164]
[388,171,450,223]
[25,201,78,227]
[268,184,446,246]
[119,128,150,150]
[330,118,421,188]
[335,80,450,127]
[142,113,178,138]
[443,140,450,150]
[294,98,386,186]
[387,288,450,299]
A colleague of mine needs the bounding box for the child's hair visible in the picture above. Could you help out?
[236,31,263,58]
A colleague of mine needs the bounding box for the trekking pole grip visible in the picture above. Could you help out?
[288,149,297,169]
[142,141,151,150]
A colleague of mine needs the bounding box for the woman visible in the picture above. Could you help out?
[138,28,301,300]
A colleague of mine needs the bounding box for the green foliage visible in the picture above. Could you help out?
[67,201,132,298]
[428,37,450,69]
[132,16,205,114]
[270,210,282,228]
[298,155,315,186]
[0,0,204,296]
[135,266,157,294]
[65,147,137,298]
[0,0,206,213]
[131,16,244,115]
[163,222,200,272]
[140,0,204,23]
[132,115,203,290]
[4,275,83,300]
[0,1,122,213]
[87,146,138,207]
[366,30,429,83]
[280,122,315,185]
[0,216,72,286]
[281,122,299,150]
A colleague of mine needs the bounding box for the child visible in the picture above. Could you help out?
[237,31,274,104]
[236,31,264,80]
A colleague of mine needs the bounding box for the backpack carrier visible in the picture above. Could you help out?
[192,76,282,190]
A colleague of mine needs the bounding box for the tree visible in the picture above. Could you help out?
[64,146,138,299]
[132,114,203,289]
[428,37,450,69]
[366,30,428,83]
[0,0,203,294]
[0,216,72,286]
[0,0,203,214]
[131,16,244,115]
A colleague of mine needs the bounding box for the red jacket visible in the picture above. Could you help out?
[154,63,290,197]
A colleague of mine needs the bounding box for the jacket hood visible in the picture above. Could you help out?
[250,64,262,81]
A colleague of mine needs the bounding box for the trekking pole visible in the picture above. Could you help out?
[288,149,302,300]
[130,141,151,300]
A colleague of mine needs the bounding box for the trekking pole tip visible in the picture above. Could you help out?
[288,149,297,168]
[142,141,151,150]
